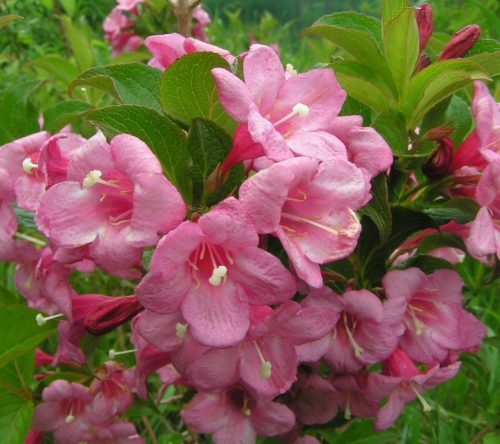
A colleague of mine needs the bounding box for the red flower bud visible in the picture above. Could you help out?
[84,296,143,336]
[439,25,481,60]
[382,349,421,378]
[35,348,54,368]
[416,3,434,52]
[422,136,454,179]
[418,54,432,71]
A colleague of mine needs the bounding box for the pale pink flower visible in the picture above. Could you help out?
[239,157,369,287]
[136,197,296,347]
[36,133,186,278]
[145,33,235,70]
[296,286,399,372]
[182,387,295,444]
[212,45,348,167]
[192,4,211,41]
[383,268,487,364]
[367,349,461,430]
[103,7,132,39]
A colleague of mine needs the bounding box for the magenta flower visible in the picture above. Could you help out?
[36,133,186,278]
[182,387,295,444]
[145,33,235,70]
[367,349,461,430]
[330,373,379,419]
[186,301,337,398]
[212,45,347,166]
[239,157,369,287]
[383,268,487,364]
[136,197,296,347]
[0,131,50,210]
[296,286,399,372]
[467,160,500,259]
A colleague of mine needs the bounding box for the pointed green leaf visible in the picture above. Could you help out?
[0,15,23,30]
[0,306,56,369]
[371,109,410,156]
[160,53,237,134]
[467,51,500,78]
[89,105,192,202]
[403,59,490,129]
[70,63,163,111]
[43,100,93,133]
[60,16,93,72]
[31,55,79,86]
[0,390,33,444]
[359,174,392,243]
[421,198,480,224]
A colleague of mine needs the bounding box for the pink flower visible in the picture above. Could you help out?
[36,133,186,278]
[239,157,369,287]
[287,373,339,425]
[0,131,50,210]
[212,44,348,167]
[192,5,211,41]
[186,301,337,398]
[367,349,461,430]
[296,286,399,372]
[383,268,487,364]
[135,197,296,347]
[182,387,295,444]
[103,7,132,39]
[145,33,235,70]
[467,160,500,259]
[330,373,379,419]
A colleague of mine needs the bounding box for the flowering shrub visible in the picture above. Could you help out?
[0,1,498,443]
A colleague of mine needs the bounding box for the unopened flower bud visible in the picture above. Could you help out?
[422,136,454,179]
[84,296,144,335]
[416,3,434,52]
[382,349,421,378]
[418,54,432,71]
[439,25,481,61]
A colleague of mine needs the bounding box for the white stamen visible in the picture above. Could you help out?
[175,322,187,339]
[36,313,63,326]
[243,408,251,417]
[292,103,310,117]
[65,414,75,423]
[22,158,38,174]
[83,170,120,189]
[411,384,432,412]
[273,102,310,127]
[286,63,297,76]
[344,394,352,420]
[344,314,364,358]
[253,341,272,379]
[108,348,136,360]
[208,265,228,286]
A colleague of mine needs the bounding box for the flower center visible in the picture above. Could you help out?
[83,170,121,188]
[189,241,233,287]
[272,103,310,127]
[343,313,364,359]
[408,305,425,336]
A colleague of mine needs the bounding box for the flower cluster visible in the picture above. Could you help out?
[1,30,495,443]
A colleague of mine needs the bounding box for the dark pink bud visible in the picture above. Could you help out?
[24,430,45,444]
[84,296,144,336]
[382,349,421,378]
[416,3,434,52]
[35,348,54,367]
[439,25,481,60]
[422,136,454,179]
[418,54,432,71]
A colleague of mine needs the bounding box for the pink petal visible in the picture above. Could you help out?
[375,392,406,430]
[135,311,183,352]
[231,246,296,305]
[244,44,285,115]
[145,33,186,70]
[212,68,253,121]
[286,130,348,161]
[182,282,250,347]
[187,347,240,390]
[251,397,295,436]
[110,134,162,178]
[467,206,496,258]
[185,38,235,64]
[181,392,230,434]
[472,81,500,162]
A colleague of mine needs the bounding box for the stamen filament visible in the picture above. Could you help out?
[282,212,339,235]
[83,170,121,189]
[344,394,352,420]
[411,384,432,412]
[273,103,310,127]
[36,313,63,326]
[253,341,272,379]
[344,314,364,358]
[15,232,47,247]
[108,348,136,360]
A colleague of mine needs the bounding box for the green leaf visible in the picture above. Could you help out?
[396,254,455,273]
[417,232,466,255]
[0,81,42,144]
[304,13,395,95]
[0,306,56,369]
[59,0,76,16]
[321,419,396,443]
[43,100,93,133]
[383,6,419,95]
[0,390,33,444]
[371,109,409,156]
[421,198,480,224]
[339,96,372,124]
[0,352,34,395]
[446,95,473,146]
[359,174,392,243]
[89,105,192,201]
[381,0,409,24]
[160,53,237,133]
[402,59,490,129]
[332,61,398,113]
[60,16,93,72]
[465,38,500,57]
[31,55,80,86]
[467,51,500,78]
[70,63,163,112]
[0,15,23,30]
[186,119,233,204]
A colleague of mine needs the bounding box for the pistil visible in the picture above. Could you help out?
[35,313,63,326]
[108,348,136,360]
[22,158,39,174]
[273,103,310,127]
[253,341,272,379]
[411,384,432,412]
[83,170,120,188]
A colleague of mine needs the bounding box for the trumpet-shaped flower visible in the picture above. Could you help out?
[239,157,369,287]
[136,197,296,347]
[383,268,487,364]
[36,133,186,278]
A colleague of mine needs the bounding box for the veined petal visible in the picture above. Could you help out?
[286,130,348,161]
[212,68,253,121]
[110,134,162,178]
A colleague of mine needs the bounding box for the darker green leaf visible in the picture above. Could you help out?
[421,198,480,224]
[359,174,392,243]
[43,100,93,133]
